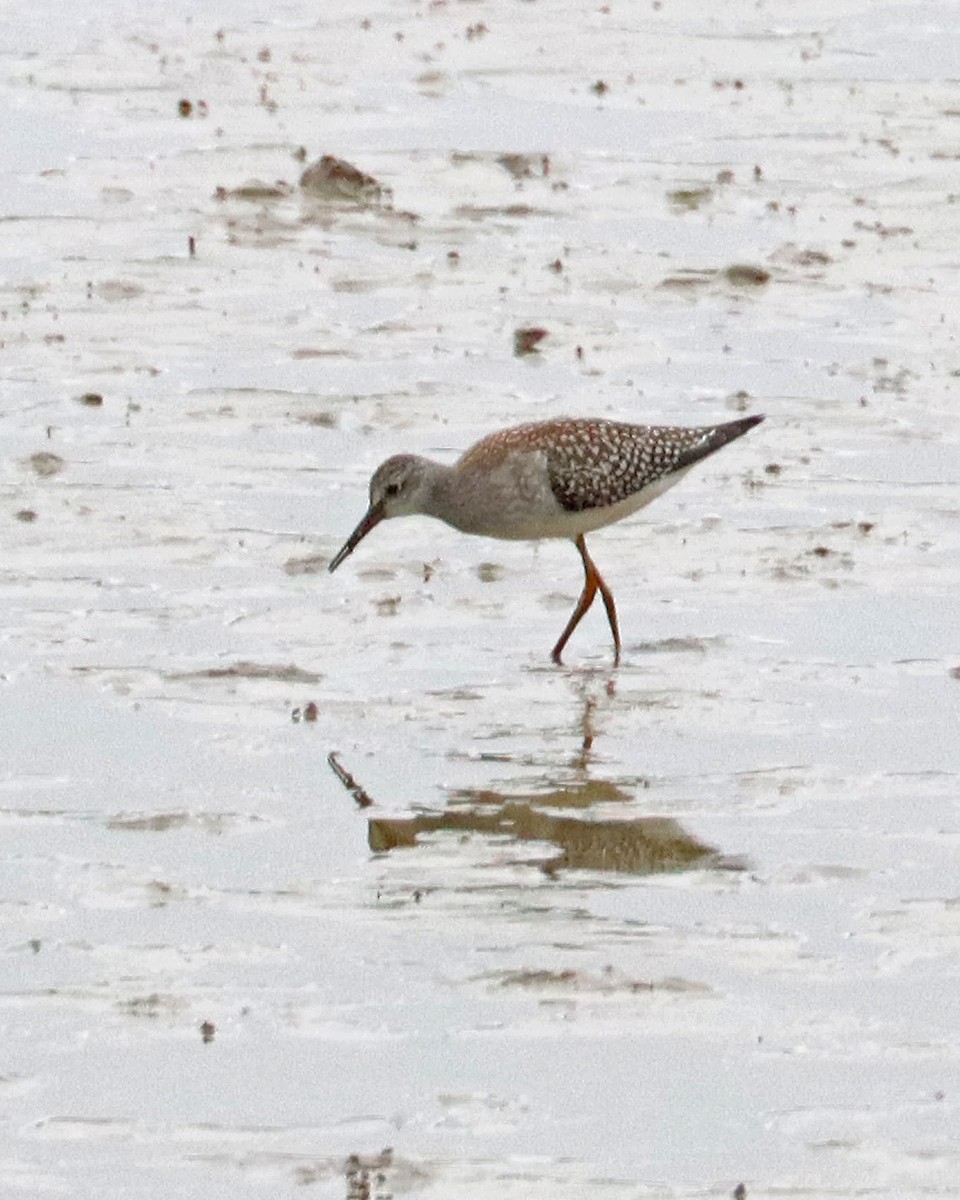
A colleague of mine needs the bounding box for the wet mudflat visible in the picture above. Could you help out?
[2,1,960,1197]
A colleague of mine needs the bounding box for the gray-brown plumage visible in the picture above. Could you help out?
[329,414,763,664]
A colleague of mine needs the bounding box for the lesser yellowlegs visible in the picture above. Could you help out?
[329,414,763,664]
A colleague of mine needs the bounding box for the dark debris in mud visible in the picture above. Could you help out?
[167,661,321,683]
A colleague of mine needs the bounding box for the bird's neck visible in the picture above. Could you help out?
[420,460,477,532]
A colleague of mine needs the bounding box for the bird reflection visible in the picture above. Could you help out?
[328,678,742,877]
[367,800,728,877]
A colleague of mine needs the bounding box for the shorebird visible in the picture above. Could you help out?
[328,414,763,664]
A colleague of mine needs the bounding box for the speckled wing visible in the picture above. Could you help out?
[455,415,761,516]
[542,419,737,513]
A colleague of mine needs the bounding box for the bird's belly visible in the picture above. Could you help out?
[554,466,694,535]
[444,460,692,541]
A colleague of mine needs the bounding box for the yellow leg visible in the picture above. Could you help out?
[551,535,621,666]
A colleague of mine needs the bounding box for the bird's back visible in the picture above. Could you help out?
[456,416,761,516]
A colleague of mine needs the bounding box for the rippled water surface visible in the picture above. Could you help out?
[2,2,960,1197]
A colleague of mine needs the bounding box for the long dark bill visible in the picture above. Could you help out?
[328,501,385,573]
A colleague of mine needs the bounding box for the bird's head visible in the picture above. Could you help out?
[328,454,433,572]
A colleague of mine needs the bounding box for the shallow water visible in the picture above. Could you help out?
[2,1,960,1197]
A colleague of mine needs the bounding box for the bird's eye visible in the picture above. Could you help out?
[385,482,402,497]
